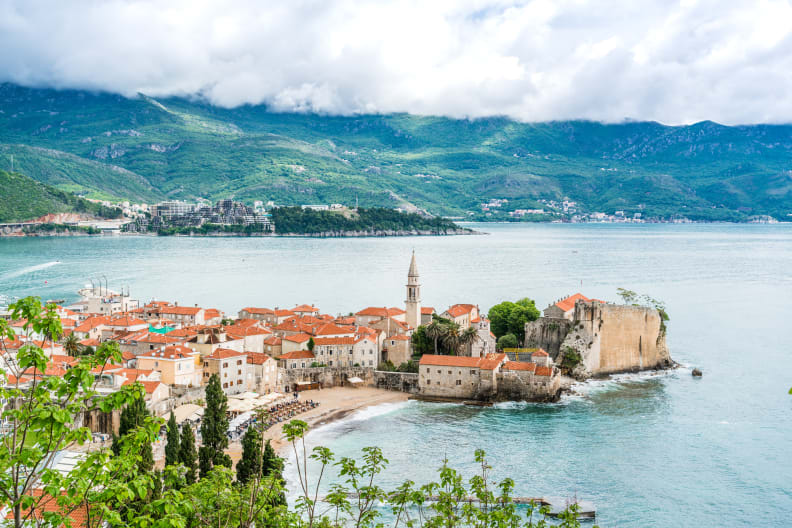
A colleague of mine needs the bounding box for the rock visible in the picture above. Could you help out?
[692,368,703,377]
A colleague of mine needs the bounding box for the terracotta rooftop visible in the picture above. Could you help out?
[206,347,246,360]
[445,304,476,318]
[292,304,320,313]
[278,350,315,360]
[504,361,536,372]
[241,307,274,315]
[419,355,483,368]
[246,352,275,365]
[535,365,553,377]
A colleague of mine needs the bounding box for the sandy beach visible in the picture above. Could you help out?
[227,387,408,463]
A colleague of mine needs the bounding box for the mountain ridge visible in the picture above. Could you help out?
[0,83,790,220]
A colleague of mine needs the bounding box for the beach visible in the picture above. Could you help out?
[227,387,408,462]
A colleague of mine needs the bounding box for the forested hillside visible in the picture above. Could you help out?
[0,170,121,222]
[1,83,790,220]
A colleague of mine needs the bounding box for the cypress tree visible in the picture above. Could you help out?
[111,395,153,472]
[164,411,180,467]
[179,423,198,484]
[236,427,262,485]
[261,439,283,480]
[199,374,231,477]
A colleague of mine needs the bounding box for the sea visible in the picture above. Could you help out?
[1,223,790,527]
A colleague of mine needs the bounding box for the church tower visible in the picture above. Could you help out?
[405,251,421,329]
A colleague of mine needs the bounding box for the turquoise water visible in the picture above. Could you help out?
[2,224,791,526]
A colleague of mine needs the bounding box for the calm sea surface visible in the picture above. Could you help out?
[1,223,791,526]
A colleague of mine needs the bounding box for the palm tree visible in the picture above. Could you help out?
[441,324,461,355]
[62,333,81,356]
[458,326,479,356]
[425,321,443,355]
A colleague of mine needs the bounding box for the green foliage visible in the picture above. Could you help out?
[497,333,519,350]
[410,325,433,356]
[0,296,161,528]
[489,298,540,342]
[397,360,419,373]
[179,423,198,485]
[0,169,121,222]
[561,347,582,371]
[3,84,790,220]
[236,427,263,485]
[164,411,180,467]
[200,374,232,478]
[112,394,154,472]
[307,337,315,351]
[270,206,463,234]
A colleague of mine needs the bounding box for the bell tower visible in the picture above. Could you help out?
[405,251,421,328]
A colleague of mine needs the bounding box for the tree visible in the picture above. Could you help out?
[425,321,444,355]
[410,325,432,356]
[458,326,479,355]
[62,332,81,356]
[489,298,540,342]
[165,411,181,467]
[0,297,161,528]
[307,337,315,352]
[236,427,263,485]
[488,301,515,338]
[261,439,283,481]
[200,374,231,478]
[113,396,154,472]
[179,423,198,485]
[497,333,519,350]
[508,299,540,343]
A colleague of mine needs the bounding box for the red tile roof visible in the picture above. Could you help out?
[313,323,354,336]
[140,380,165,394]
[419,355,482,368]
[292,304,320,313]
[283,333,312,343]
[241,307,274,315]
[108,316,147,327]
[421,307,436,314]
[535,365,553,377]
[278,350,315,360]
[206,347,246,360]
[246,352,275,365]
[532,349,549,357]
[388,335,411,341]
[4,489,91,527]
[139,345,194,360]
[355,307,405,317]
[263,336,282,346]
[554,293,591,313]
[479,353,506,371]
[159,306,202,316]
[445,304,476,318]
[504,361,536,372]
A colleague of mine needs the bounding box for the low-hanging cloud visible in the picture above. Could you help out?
[1,0,792,125]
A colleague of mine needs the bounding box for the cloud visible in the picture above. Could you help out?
[1,0,791,124]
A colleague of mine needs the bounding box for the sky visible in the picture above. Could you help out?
[1,0,792,125]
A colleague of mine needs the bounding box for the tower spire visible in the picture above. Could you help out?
[405,251,421,329]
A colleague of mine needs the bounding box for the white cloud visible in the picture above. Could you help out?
[1,0,791,124]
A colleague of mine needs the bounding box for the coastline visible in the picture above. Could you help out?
[226,387,408,461]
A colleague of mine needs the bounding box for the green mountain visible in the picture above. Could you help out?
[1,83,790,220]
[0,169,121,223]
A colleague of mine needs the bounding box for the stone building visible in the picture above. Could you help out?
[203,348,248,395]
[137,345,202,387]
[245,352,278,393]
[405,251,422,329]
[526,298,673,377]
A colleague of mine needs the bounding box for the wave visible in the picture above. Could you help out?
[0,261,60,280]
[564,367,681,400]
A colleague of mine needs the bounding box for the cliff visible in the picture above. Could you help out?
[525,301,673,378]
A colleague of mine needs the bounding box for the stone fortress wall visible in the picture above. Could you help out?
[526,300,672,377]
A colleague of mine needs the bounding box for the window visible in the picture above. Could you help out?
[448,370,452,375]
[369,360,373,366]
[237,360,242,365]
[223,383,228,388]
[224,372,227,377]
[369,350,373,354]
[301,362,306,368]
[223,362,228,368]
[329,360,333,366]
[437,369,441,374]
[237,369,242,375]
[456,380,462,385]
[291,363,296,368]
[427,380,431,384]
